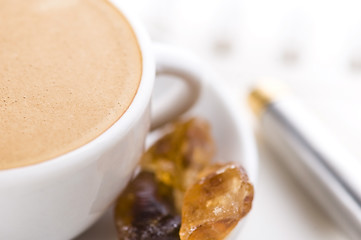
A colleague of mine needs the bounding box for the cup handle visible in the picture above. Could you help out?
[151,44,203,130]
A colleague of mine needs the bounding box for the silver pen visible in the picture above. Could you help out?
[249,82,361,239]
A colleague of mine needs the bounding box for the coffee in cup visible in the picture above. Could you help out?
[0,0,142,170]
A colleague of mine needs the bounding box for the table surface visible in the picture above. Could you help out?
[78,0,361,239]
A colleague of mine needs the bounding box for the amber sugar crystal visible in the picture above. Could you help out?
[141,118,216,210]
[180,163,254,240]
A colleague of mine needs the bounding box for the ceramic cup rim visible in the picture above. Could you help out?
[0,1,155,179]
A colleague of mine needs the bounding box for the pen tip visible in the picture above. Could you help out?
[248,79,289,117]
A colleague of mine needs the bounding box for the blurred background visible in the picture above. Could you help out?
[122,0,361,158]
[78,0,361,239]
[120,0,361,239]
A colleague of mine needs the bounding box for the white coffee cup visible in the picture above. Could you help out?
[0,1,203,239]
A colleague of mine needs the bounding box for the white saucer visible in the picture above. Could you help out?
[75,78,258,240]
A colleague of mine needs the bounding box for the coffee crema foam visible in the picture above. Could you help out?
[0,0,142,169]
